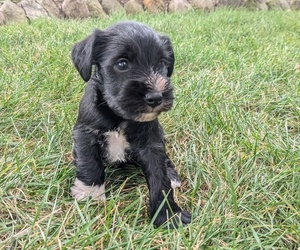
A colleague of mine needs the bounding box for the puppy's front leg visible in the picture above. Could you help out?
[165,157,182,189]
[71,126,106,201]
[136,147,191,228]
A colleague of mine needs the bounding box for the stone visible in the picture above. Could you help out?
[191,0,214,10]
[266,0,290,9]
[53,0,64,11]
[0,11,6,25]
[62,0,89,18]
[243,0,268,10]
[169,0,192,12]
[0,0,27,24]
[21,0,49,20]
[218,0,241,7]
[290,0,300,10]
[36,0,63,18]
[86,0,107,18]
[124,0,144,13]
[143,0,165,13]
[278,0,291,9]
[101,0,126,14]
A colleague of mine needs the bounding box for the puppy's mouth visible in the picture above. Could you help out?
[134,94,174,122]
[135,112,159,122]
[134,102,172,122]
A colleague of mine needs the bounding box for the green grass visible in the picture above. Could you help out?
[1,9,300,249]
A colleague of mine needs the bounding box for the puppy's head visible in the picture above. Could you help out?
[72,21,175,122]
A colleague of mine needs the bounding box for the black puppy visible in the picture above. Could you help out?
[70,21,191,228]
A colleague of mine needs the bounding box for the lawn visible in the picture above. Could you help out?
[0,9,299,249]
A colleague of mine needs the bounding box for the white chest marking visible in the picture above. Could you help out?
[104,129,130,163]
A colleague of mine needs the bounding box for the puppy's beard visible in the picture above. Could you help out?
[135,112,159,122]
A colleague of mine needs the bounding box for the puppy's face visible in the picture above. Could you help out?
[72,22,175,122]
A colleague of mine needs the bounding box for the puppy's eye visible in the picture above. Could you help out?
[158,60,166,69]
[115,59,129,71]
[157,60,168,75]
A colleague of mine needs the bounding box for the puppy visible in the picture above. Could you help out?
[70,21,191,228]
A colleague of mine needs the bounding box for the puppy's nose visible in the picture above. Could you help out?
[145,92,163,107]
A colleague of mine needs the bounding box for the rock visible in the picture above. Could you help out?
[265,0,289,9]
[169,0,192,11]
[86,0,107,18]
[191,0,214,10]
[36,0,64,18]
[53,0,64,11]
[101,0,126,14]
[218,0,241,7]
[62,0,89,18]
[243,0,268,10]
[124,0,144,13]
[278,0,291,9]
[0,11,6,25]
[143,0,165,13]
[255,0,268,10]
[290,0,300,9]
[0,0,27,24]
[21,0,49,20]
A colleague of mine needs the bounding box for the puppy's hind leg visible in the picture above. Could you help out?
[71,127,106,201]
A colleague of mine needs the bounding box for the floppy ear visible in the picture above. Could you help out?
[71,29,104,82]
[160,35,175,77]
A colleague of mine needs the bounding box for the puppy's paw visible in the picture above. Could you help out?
[180,210,192,225]
[167,167,181,189]
[154,209,191,229]
[71,178,106,201]
[166,210,191,229]
[170,178,181,189]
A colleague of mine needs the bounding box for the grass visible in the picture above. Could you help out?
[1,9,300,249]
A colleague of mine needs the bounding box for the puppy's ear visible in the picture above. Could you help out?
[71,29,104,82]
[160,35,175,77]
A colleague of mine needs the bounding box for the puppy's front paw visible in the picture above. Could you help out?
[71,178,106,201]
[166,160,181,189]
[180,210,192,224]
[154,209,191,229]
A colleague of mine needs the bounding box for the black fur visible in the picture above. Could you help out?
[71,21,191,228]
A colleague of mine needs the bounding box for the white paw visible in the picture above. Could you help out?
[71,178,106,201]
[170,179,181,189]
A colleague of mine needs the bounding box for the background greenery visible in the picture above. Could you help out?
[0,9,299,249]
